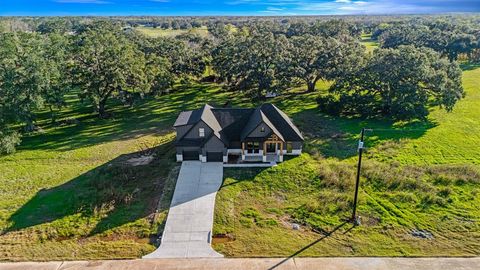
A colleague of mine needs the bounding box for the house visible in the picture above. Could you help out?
[173,103,304,163]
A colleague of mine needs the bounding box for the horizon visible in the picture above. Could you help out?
[1,0,480,16]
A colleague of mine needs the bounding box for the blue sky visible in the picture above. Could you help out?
[1,0,479,16]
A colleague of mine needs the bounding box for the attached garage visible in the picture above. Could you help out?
[206,152,223,162]
[183,150,200,161]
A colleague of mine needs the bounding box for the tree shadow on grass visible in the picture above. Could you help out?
[460,63,480,71]
[268,221,354,270]
[290,107,437,160]
[20,83,244,152]
[5,141,178,240]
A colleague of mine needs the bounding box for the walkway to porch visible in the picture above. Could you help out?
[243,154,278,163]
[224,153,279,168]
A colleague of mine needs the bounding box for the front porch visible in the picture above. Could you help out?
[240,134,284,163]
[243,154,279,163]
[224,153,279,168]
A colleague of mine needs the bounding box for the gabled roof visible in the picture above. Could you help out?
[211,108,254,143]
[240,107,285,141]
[173,103,304,144]
[173,110,199,126]
[175,104,227,144]
[259,103,304,141]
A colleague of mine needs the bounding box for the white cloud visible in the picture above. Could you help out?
[267,6,285,11]
[229,0,475,15]
[354,1,368,5]
[296,0,446,15]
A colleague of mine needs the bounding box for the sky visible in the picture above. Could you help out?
[0,0,479,16]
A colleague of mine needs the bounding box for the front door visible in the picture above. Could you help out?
[266,143,277,153]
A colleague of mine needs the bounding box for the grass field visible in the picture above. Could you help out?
[135,26,209,38]
[0,55,479,259]
[0,84,250,261]
[361,33,378,53]
[212,66,480,257]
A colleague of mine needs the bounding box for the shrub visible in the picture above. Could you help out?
[0,129,21,155]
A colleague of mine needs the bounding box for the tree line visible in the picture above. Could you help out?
[0,21,210,154]
[1,16,478,154]
[212,21,467,120]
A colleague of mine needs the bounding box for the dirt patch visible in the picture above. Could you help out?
[126,155,154,166]
[212,233,235,244]
[411,229,434,239]
[279,215,305,232]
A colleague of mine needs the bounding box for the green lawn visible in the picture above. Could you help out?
[1,62,479,259]
[0,83,250,261]
[361,33,378,53]
[135,26,209,38]
[212,66,480,257]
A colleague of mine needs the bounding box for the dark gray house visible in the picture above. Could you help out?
[173,103,304,163]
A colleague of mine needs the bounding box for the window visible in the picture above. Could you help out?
[260,127,265,132]
[286,142,293,153]
[199,128,205,137]
[246,142,260,154]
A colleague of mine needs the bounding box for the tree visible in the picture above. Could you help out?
[42,33,72,123]
[0,31,58,154]
[36,19,73,34]
[138,36,207,79]
[0,32,49,131]
[0,128,21,155]
[144,54,174,96]
[71,22,148,118]
[284,34,365,92]
[212,30,289,98]
[330,45,464,120]
[379,22,479,61]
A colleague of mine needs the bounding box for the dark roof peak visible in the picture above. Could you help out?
[174,103,303,143]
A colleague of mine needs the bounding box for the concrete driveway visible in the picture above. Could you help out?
[143,161,223,258]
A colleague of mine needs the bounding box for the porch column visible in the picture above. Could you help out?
[241,142,245,161]
[262,141,267,163]
[279,142,284,162]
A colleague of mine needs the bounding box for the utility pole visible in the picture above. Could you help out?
[351,128,370,225]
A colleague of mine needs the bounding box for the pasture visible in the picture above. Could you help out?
[0,26,479,259]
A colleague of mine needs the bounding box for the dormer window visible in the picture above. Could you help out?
[199,128,205,137]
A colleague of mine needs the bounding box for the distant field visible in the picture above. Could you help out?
[135,26,209,38]
[361,33,378,53]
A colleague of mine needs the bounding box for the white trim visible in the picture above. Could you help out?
[200,154,206,162]
[278,155,284,162]
[224,163,276,168]
[176,154,183,162]
[291,149,302,155]
[244,153,263,157]
[227,149,242,154]
[262,155,267,162]
[281,149,302,155]
[223,156,228,163]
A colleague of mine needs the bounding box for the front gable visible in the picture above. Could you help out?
[202,135,226,152]
[183,120,213,140]
[245,122,272,139]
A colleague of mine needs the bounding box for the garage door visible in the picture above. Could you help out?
[207,152,223,162]
[183,151,199,161]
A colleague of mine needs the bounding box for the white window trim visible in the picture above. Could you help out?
[199,128,205,137]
